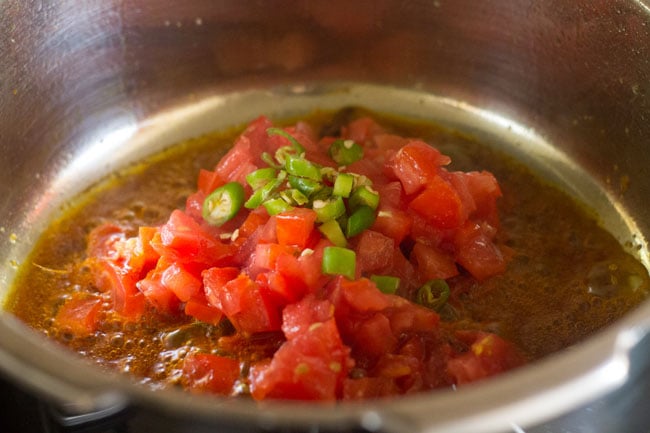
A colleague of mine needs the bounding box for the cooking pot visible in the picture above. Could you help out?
[2,1,650,432]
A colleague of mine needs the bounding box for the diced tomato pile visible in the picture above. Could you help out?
[63,115,524,400]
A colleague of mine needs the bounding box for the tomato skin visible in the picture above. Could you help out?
[182,353,240,395]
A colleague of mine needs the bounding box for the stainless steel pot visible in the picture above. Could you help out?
[2,1,650,432]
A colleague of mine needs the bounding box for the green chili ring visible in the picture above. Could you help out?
[202,182,246,226]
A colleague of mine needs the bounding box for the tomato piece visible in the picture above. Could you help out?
[455,222,506,281]
[249,317,351,401]
[447,332,525,385]
[343,376,399,400]
[184,297,224,326]
[55,296,102,336]
[99,265,146,319]
[136,226,160,272]
[335,277,392,313]
[197,168,226,195]
[250,243,299,274]
[409,175,465,230]
[153,210,236,267]
[214,135,259,185]
[281,295,335,340]
[386,296,440,335]
[354,230,395,275]
[160,262,203,302]
[182,353,240,395]
[341,116,384,145]
[465,171,502,223]
[137,263,181,314]
[346,313,398,360]
[206,272,281,334]
[276,208,318,249]
[203,266,240,308]
[237,208,270,239]
[410,241,459,281]
[388,141,450,195]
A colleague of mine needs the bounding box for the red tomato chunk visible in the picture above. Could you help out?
[78,114,522,400]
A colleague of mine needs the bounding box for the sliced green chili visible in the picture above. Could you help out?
[202,182,245,226]
[246,167,278,189]
[244,176,283,209]
[349,185,380,211]
[285,154,322,181]
[322,246,356,279]
[263,197,294,215]
[313,196,346,223]
[346,205,376,238]
[333,173,354,198]
[288,175,322,197]
[416,279,450,312]
[370,275,401,294]
[280,188,309,206]
[267,127,305,153]
[328,139,363,166]
[318,219,347,247]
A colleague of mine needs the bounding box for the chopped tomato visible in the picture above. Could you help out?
[205,272,280,334]
[249,317,351,401]
[343,376,399,400]
[137,269,181,315]
[184,297,223,326]
[203,266,240,308]
[455,222,506,281]
[410,241,459,281]
[55,296,102,336]
[409,175,465,230]
[159,261,203,302]
[86,224,146,320]
[153,210,236,267]
[334,277,392,313]
[250,243,299,274]
[197,168,225,195]
[182,353,241,395]
[388,140,451,195]
[354,230,395,275]
[82,114,517,402]
[342,116,384,145]
[447,331,525,385]
[214,135,258,185]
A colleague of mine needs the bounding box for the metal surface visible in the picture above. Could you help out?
[1,1,650,432]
